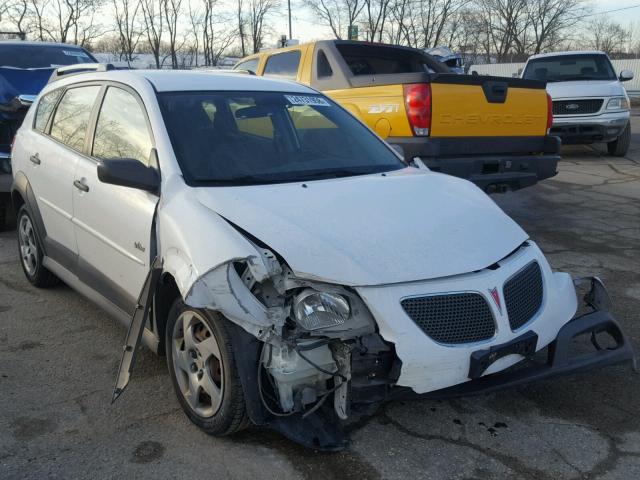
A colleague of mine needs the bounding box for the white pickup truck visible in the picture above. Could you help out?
[522,51,633,156]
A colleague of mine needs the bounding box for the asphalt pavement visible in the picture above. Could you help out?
[1,115,639,479]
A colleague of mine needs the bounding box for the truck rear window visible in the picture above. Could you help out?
[335,43,446,76]
[0,44,95,69]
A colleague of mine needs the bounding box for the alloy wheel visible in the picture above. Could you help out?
[18,214,38,276]
[172,310,225,417]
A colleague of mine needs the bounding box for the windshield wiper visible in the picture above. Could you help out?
[196,175,284,186]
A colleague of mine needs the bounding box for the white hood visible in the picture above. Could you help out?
[546,80,625,99]
[194,169,528,286]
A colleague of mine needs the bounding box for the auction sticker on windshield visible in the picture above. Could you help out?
[285,95,331,107]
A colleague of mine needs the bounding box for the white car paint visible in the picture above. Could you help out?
[12,69,581,404]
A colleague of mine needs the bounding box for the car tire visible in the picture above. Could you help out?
[16,205,59,288]
[607,123,631,157]
[166,299,250,436]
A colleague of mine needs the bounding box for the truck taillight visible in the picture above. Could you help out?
[403,83,431,136]
[546,93,553,132]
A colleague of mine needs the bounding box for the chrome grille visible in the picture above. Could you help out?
[401,293,495,344]
[553,99,603,115]
[504,262,543,331]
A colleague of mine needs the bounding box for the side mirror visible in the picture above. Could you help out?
[619,70,634,82]
[97,158,159,193]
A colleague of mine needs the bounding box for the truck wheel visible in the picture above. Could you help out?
[16,205,59,287]
[166,300,250,436]
[607,124,630,157]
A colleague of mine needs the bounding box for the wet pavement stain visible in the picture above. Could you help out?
[131,440,165,464]
[232,427,382,480]
[11,416,58,441]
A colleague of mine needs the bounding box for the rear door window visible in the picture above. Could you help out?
[49,86,101,152]
[92,87,152,164]
[34,89,63,132]
[263,51,301,79]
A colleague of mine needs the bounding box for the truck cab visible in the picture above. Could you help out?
[236,40,560,193]
[522,51,633,156]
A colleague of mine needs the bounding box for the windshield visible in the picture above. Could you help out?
[523,54,616,82]
[0,44,96,68]
[159,91,405,185]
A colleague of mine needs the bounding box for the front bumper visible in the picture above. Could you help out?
[551,111,630,144]
[388,135,560,192]
[357,243,635,396]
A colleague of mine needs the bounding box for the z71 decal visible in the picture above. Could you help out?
[368,104,399,114]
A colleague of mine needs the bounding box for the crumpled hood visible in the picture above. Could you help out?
[0,66,53,106]
[546,80,625,100]
[194,169,528,286]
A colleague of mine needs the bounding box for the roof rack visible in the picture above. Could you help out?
[48,63,115,84]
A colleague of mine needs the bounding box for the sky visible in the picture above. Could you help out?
[266,0,640,45]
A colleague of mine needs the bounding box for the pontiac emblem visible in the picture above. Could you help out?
[489,287,502,314]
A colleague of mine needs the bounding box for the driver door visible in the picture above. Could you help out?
[72,85,158,314]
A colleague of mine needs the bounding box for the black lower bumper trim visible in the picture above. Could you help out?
[395,310,635,400]
[550,123,626,144]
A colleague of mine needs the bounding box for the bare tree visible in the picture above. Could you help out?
[141,0,163,68]
[478,0,529,61]
[2,0,31,38]
[525,0,587,54]
[305,0,364,39]
[247,0,277,53]
[587,16,628,55]
[162,0,182,68]
[113,0,143,63]
[363,0,393,42]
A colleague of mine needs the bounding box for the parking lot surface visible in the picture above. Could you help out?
[1,114,639,480]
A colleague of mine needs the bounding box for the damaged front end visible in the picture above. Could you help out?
[184,246,400,449]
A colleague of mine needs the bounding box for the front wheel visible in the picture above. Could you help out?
[607,123,630,157]
[166,300,249,436]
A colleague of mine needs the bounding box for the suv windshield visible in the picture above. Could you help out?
[523,54,616,82]
[159,91,405,185]
[0,44,96,68]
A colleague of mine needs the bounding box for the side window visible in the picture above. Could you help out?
[50,86,100,151]
[234,58,259,74]
[263,51,301,79]
[34,89,63,132]
[317,50,333,78]
[92,87,152,164]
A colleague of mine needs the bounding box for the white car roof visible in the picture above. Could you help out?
[528,51,607,61]
[52,69,317,94]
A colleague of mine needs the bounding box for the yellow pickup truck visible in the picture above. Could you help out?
[235,41,560,192]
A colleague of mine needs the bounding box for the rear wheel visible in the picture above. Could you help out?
[16,205,58,287]
[607,123,630,157]
[166,300,249,436]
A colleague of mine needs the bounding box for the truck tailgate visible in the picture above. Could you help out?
[430,75,548,137]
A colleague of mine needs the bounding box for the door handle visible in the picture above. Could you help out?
[29,154,41,165]
[73,179,89,193]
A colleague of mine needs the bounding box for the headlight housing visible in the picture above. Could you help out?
[606,96,630,111]
[293,290,350,331]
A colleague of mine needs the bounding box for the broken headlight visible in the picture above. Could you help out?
[293,289,350,331]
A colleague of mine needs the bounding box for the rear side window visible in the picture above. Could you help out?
[317,50,333,78]
[263,51,301,79]
[34,89,63,132]
[234,58,259,73]
[335,44,445,75]
[50,86,101,151]
[92,87,152,164]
